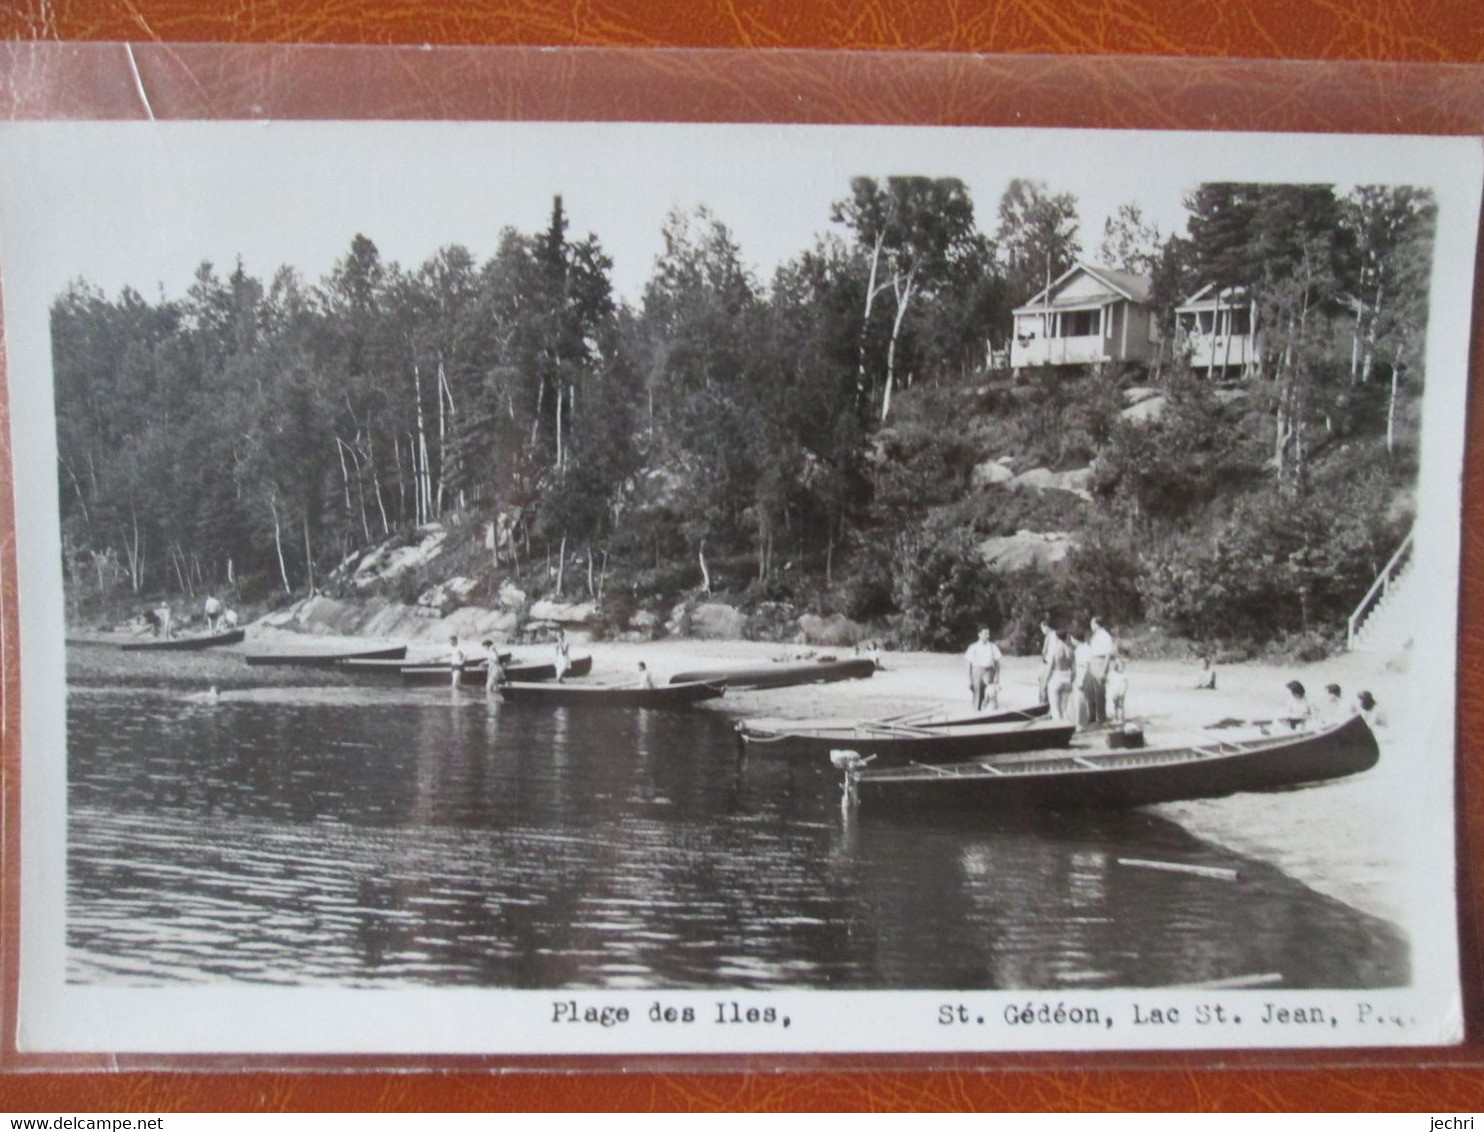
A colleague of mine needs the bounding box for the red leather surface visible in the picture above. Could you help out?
[3,0,1484,1113]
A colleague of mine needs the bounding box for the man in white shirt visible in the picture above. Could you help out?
[964,628,1003,712]
[1088,617,1116,724]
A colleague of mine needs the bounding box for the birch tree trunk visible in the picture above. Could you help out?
[303,513,316,595]
[856,231,886,406]
[270,495,290,594]
[881,272,916,423]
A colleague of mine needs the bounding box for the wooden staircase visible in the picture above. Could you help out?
[1347,531,1415,653]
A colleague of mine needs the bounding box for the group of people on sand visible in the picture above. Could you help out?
[141,595,239,639]
[964,616,1128,729]
[1038,617,1126,727]
[441,628,657,694]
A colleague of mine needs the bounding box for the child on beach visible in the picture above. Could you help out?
[1194,656,1217,690]
[1106,657,1128,724]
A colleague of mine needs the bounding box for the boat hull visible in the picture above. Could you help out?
[852,714,1381,809]
[243,645,408,667]
[669,657,876,690]
[497,680,723,708]
[741,718,1076,766]
[739,702,1049,738]
[118,629,246,652]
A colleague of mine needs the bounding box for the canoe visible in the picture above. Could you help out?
[740,715,1076,766]
[849,713,1381,810]
[738,702,1049,738]
[497,680,724,709]
[337,652,510,677]
[243,645,408,667]
[668,657,876,690]
[400,654,591,686]
[118,629,246,652]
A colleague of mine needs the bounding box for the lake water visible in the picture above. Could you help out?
[66,685,1407,989]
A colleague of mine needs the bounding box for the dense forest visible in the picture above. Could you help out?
[52,178,1435,656]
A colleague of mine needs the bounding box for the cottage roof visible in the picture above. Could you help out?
[1177,283,1249,309]
[1013,262,1152,314]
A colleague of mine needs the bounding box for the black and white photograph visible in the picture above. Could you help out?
[2,120,1477,1056]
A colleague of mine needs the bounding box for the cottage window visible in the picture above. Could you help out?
[1062,309,1099,337]
[1227,306,1252,335]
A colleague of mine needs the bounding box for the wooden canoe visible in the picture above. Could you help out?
[118,628,246,652]
[496,680,723,708]
[243,645,408,667]
[850,713,1381,810]
[738,702,1049,738]
[399,654,590,685]
[337,652,510,677]
[739,716,1076,766]
[669,657,876,690]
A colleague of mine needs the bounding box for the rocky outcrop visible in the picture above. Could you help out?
[797,613,870,647]
[1121,395,1167,423]
[528,598,597,626]
[970,458,1015,488]
[977,530,1077,572]
[349,524,447,588]
[1009,466,1094,501]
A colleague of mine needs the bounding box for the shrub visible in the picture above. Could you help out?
[889,527,1010,650]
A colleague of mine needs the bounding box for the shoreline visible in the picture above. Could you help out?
[69,624,1415,930]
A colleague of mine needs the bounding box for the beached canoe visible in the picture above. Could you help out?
[668,656,876,690]
[118,628,246,652]
[337,652,510,677]
[399,654,591,685]
[243,645,408,667]
[497,680,723,709]
[849,713,1381,810]
[738,702,1049,739]
[740,715,1075,766]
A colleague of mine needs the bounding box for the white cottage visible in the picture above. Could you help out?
[1010,263,1159,372]
[1174,284,1259,377]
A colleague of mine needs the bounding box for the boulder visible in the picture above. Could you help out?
[528,599,597,625]
[351,524,447,588]
[797,613,870,647]
[1011,467,1058,491]
[977,530,1077,573]
[1120,395,1167,423]
[686,601,747,640]
[497,581,528,610]
[971,460,1016,488]
[438,606,517,640]
[1057,467,1095,498]
[417,575,478,613]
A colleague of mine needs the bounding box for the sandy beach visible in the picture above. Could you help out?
[70,625,1418,930]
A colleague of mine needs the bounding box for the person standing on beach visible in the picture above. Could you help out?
[1038,620,1059,705]
[1044,626,1075,721]
[1088,617,1115,723]
[446,635,467,689]
[1068,629,1095,728]
[155,601,173,639]
[203,594,223,633]
[554,627,572,683]
[1107,657,1129,724]
[964,628,1003,712]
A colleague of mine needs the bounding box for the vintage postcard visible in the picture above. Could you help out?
[0,118,1476,1059]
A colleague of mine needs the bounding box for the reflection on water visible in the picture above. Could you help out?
[66,686,1407,989]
